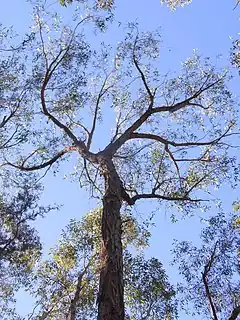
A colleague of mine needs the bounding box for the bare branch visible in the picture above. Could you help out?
[113,142,153,159]
[132,37,154,108]
[83,158,102,197]
[129,125,236,148]
[128,192,204,205]
[165,144,182,188]
[87,73,114,150]
[5,146,77,171]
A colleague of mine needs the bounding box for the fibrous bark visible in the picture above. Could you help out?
[97,158,124,320]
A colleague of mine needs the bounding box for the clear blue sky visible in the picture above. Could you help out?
[1,0,240,319]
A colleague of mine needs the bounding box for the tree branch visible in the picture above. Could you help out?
[132,37,154,108]
[202,241,219,320]
[154,77,223,114]
[101,77,228,156]
[38,16,94,157]
[129,124,235,148]
[87,73,113,150]
[127,192,204,205]
[5,146,77,171]
[68,263,90,320]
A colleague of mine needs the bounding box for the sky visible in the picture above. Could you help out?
[0,0,240,319]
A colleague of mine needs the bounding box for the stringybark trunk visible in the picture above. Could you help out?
[97,159,124,320]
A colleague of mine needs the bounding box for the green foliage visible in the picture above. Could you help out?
[28,209,175,319]
[125,255,177,319]
[0,183,55,319]
[59,0,72,6]
[58,0,114,9]
[233,199,240,212]
[231,39,240,72]
[172,212,240,319]
[161,0,192,10]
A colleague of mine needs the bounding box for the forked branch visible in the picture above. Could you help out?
[102,76,229,156]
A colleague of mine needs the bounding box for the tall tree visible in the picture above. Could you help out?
[2,1,240,318]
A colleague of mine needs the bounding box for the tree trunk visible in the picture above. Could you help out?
[97,159,124,320]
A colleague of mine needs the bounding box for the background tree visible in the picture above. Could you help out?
[172,211,240,320]
[0,183,54,320]
[0,26,56,319]
[25,208,176,320]
[2,1,240,319]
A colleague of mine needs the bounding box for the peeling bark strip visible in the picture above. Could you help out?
[97,159,124,320]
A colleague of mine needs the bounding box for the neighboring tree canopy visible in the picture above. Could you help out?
[26,208,176,320]
[172,211,240,320]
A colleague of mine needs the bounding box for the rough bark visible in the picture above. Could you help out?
[97,158,124,320]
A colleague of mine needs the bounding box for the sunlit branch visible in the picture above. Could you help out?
[66,115,90,137]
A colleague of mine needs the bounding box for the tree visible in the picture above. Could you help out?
[0,26,56,318]
[160,0,192,10]
[124,255,176,319]
[172,211,240,320]
[2,1,240,319]
[25,208,176,320]
[0,184,55,320]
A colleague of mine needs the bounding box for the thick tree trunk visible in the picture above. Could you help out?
[97,159,124,320]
